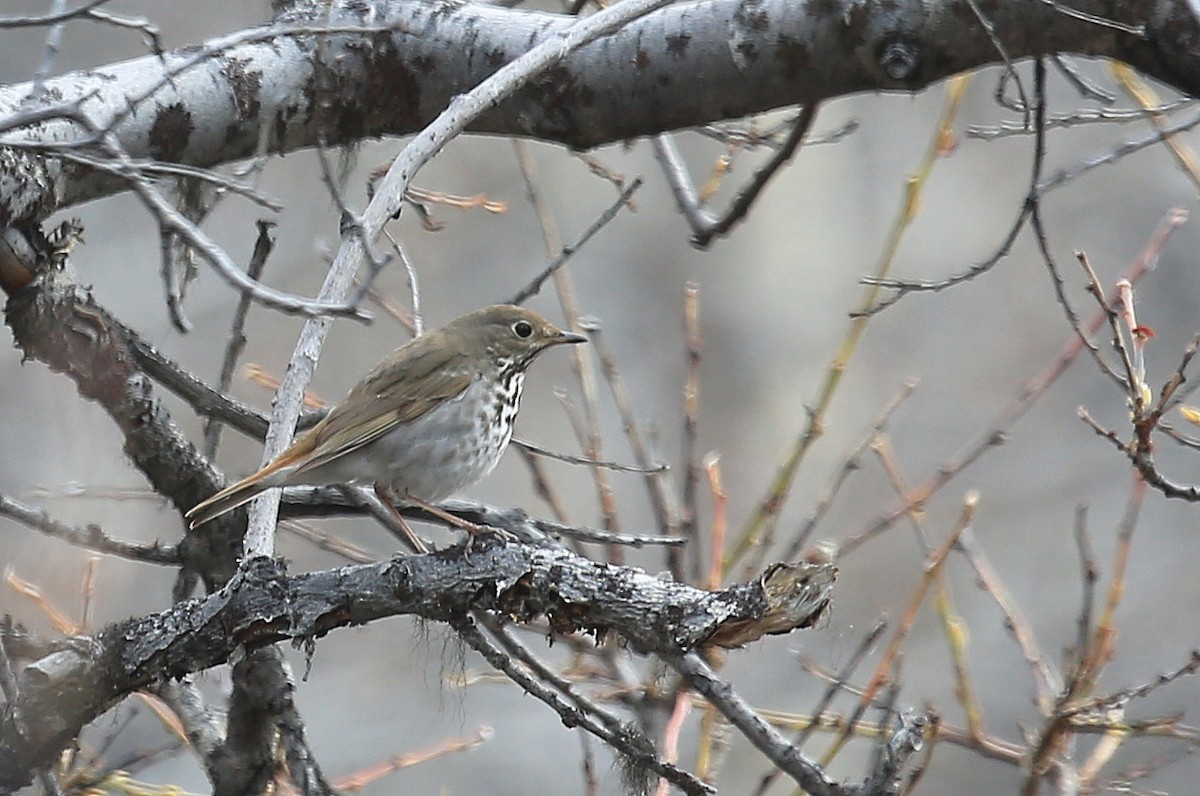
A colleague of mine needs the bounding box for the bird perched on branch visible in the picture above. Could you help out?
[186,304,586,551]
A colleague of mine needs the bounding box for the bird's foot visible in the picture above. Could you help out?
[373,483,430,554]
[402,494,516,554]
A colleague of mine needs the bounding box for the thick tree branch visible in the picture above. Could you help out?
[0,0,1196,222]
[4,275,241,587]
[0,544,835,791]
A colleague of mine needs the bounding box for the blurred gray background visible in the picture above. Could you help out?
[3,2,1200,794]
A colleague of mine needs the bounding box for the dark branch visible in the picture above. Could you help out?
[0,545,834,791]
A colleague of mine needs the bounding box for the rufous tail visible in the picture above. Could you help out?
[187,438,311,528]
[185,477,272,529]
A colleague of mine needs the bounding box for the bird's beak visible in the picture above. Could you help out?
[555,330,588,345]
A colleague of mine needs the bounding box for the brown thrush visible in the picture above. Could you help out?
[186,305,586,543]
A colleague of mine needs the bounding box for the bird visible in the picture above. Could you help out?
[185,305,586,549]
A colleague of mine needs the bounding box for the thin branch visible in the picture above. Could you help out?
[1037,0,1146,36]
[1038,109,1200,193]
[507,177,643,305]
[0,0,111,27]
[513,437,667,473]
[27,0,71,98]
[739,76,969,564]
[455,616,712,796]
[750,620,889,796]
[586,320,681,538]
[956,528,1061,710]
[680,282,702,583]
[59,142,363,320]
[279,488,687,548]
[1053,55,1115,104]
[655,102,821,248]
[383,230,423,336]
[129,336,273,441]
[0,493,179,565]
[967,99,1193,140]
[671,652,926,796]
[203,219,275,458]
[965,0,1029,123]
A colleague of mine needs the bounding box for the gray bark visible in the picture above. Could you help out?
[0,0,1196,224]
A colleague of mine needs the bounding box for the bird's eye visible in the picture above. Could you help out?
[513,321,534,338]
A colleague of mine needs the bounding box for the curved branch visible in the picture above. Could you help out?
[0,0,1196,221]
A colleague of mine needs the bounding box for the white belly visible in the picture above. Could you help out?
[295,372,520,502]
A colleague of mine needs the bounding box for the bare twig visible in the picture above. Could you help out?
[738,76,970,565]
[508,177,643,306]
[0,0,111,28]
[64,141,362,320]
[513,437,666,473]
[956,529,1060,711]
[0,493,179,565]
[1037,0,1145,36]
[453,616,714,796]
[656,103,821,248]
[1038,110,1200,193]
[203,219,275,458]
[1073,505,1098,664]
[680,282,702,582]
[1053,55,1116,103]
[749,620,888,796]
[779,379,918,564]
[512,139,620,562]
[586,320,680,537]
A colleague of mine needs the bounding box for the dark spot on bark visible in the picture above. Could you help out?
[147,102,193,163]
[272,107,292,153]
[521,64,582,140]
[734,5,769,31]
[310,35,422,141]
[485,47,509,68]
[357,39,423,137]
[634,49,650,69]
[220,56,263,122]
[844,2,871,35]
[177,44,204,57]
[666,32,691,56]
[431,0,466,14]
[656,73,671,87]
[730,0,768,31]
[579,84,596,108]
[736,42,759,63]
[412,54,436,74]
[774,34,810,81]
[877,36,921,84]
[343,0,371,16]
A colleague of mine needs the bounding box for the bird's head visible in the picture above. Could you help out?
[453,304,587,365]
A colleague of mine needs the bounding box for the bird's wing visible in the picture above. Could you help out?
[292,342,475,476]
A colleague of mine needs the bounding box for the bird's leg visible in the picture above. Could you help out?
[373,483,430,554]
[401,494,515,549]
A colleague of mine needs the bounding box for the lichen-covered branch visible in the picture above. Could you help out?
[0,545,834,792]
[0,0,1196,223]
